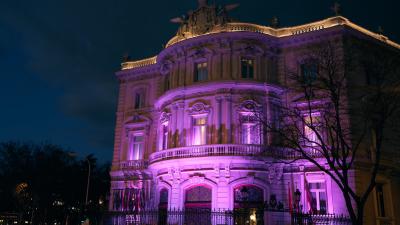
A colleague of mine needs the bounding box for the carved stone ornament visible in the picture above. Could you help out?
[238,100,262,112]
[160,60,173,75]
[160,112,171,124]
[188,102,211,115]
[172,1,238,37]
[267,164,283,184]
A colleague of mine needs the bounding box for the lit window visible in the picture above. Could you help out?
[301,63,318,85]
[241,58,254,79]
[194,62,208,82]
[309,182,327,214]
[304,114,321,147]
[129,135,144,160]
[376,184,386,217]
[161,123,168,150]
[240,113,261,144]
[192,117,207,145]
[134,92,145,109]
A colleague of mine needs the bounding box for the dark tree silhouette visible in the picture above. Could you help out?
[257,38,400,225]
[0,141,110,225]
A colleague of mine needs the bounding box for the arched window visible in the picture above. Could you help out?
[159,188,168,208]
[185,186,212,209]
[234,185,264,208]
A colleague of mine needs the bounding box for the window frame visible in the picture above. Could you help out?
[240,57,255,79]
[194,61,208,82]
[129,132,145,160]
[191,115,207,146]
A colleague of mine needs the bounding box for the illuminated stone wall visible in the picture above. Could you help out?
[109,4,399,224]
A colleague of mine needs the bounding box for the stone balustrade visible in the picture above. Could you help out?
[120,160,149,170]
[149,144,323,164]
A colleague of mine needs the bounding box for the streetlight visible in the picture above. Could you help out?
[84,157,91,208]
[68,152,91,208]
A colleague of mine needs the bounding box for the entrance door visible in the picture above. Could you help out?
[234,185,264,225]
[184,186,212,225]
[158,189,168,225]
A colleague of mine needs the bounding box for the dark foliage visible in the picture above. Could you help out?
[0,141,110,224]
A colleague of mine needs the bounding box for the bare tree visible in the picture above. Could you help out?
[259,39,400,225]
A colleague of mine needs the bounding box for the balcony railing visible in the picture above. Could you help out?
[149,144,323,163]
[120,160,149,170]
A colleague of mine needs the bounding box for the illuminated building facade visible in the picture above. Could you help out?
[109,1,400,224]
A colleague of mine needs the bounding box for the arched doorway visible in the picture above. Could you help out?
[234,185,264,225]
[158,188,168,225]
[184,185,212,225]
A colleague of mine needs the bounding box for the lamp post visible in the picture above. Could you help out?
[84,157,91,208]
[68,152,91,208]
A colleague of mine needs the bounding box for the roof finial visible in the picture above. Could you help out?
[270,16,280,28]
[331,2,341,16]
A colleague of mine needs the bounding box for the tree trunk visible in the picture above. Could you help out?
[355,205,364,225]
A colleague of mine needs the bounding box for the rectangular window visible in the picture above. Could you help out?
[241,58,254,79]
[130,135,144,160]
[304,114,321,147]
[240,113,261,144]
[241,123,260,144]
[309,181,327,214]
[192,117,207,145]
[376,184,386,217]
[134,92,144,109]
[301,63,318,84]
[194,62,208,82]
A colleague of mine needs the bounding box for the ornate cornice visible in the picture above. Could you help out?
[119,16,400,73]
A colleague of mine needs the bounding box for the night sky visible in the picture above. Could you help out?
[0,0,399,162]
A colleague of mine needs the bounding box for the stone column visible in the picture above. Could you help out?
[225,95,233,143]
[171,104,179,148]
[176,101,185,147]
[215,96,223,144]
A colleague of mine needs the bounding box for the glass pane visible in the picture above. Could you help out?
[160,189,168,204]
[186,186,212,202]
[319,192,327,213]
[134,135,143,142]
[195,62,208,82]
[311,192,317,211]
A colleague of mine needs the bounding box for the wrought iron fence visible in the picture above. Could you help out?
[103,208,352,225]
[292,213,352,225]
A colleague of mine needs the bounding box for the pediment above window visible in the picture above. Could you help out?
[187,102,211,115]
[124,114,152,135]
[238,100,262,113]
[235,42,265,57]
[187,46,214,59]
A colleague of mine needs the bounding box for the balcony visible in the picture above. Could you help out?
[120,160,149,170]
[149,144,323,164]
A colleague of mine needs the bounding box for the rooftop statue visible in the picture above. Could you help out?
[170,0,239,37]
